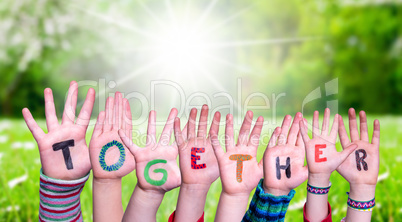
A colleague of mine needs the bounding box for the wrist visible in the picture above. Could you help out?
[348,184,376,201]
[262,185,291,196]
[180,183,211,195]
[93,177,122,185]
[308,173,331,187]
[221,190,250,199]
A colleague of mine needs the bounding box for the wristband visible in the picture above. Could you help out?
[307,182,331,195]
[346,192,375,212]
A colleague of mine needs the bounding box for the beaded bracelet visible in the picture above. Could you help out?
[346,192,375,212]
[307,182,331,195]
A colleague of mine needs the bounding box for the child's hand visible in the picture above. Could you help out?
[211,111,264,196]
[337,108,379,221]
[173,105,220,187]
[300,108,357,184]
[263,113,308,196]
[173,105,220,222]
[89,92,135,180]
[337,108,380,187]
[119,108,181,193]
[22,81,95,180]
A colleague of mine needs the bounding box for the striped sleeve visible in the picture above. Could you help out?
[242,179,295,222]
[39,169,89,222]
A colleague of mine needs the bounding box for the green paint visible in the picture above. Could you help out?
[144,159,168,186]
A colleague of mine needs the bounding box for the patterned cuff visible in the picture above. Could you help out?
[242,179,295,222]
[39,169,89,222]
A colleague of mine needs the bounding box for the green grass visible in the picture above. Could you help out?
[0,116,401,221]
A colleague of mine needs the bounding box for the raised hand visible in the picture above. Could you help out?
[337,108,380,221]
[211,111,264,195]
[174,105,220,186]
[89,92,135,222]
[173,104,220,222]
[263,113,308,196]
[300,108,357,181]
[211,111,264,222]
[300,108,357,222]
[119,108,181,192]
[22,81,95,180]
[89,92,135,179]
[118,108,182,222]
[337,108,380,186]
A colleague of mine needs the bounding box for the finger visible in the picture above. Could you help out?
[118,129,140,155]
[146,110,157,146]
[278,115,292,145]
[44,88,59,132]
[225,114,235,151]
[210,131,224,159]
[123,99,132,138]
[174,117,186,149]
[103,97,114,132]
[371,119,380,145]
[287,112,302,145]
[299,119,310,143]
[338,115,350,148]
[359,111,369,142]
[267,127,281,148]
[237,111,253,146]
[248,116,264,148]
[312,110,319,138]
[329,114,339,141]
[339,144,358,164]
[187,108,197,139]
[173,122,188,147]
[159,108,178,146]
[76,88,95,129]
[197,105,209,138]
[296,131,304,148]
[348,108,359,142]
[62,81,78,125]
[209,111,221,138]
[22,108,45,141]
[92,111,105,139]
[321,108,330,136]
[113,92,123,130]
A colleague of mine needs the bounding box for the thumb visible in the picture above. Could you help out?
[339,143,358,164]
[118,129,139,155]
[210,131,224,160]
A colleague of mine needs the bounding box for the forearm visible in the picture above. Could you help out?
[122,185,165,222]
[344,184,376,222]
[93,178,123,222]
[215,192,249,222]
[243,179,295,222]
[39,169,89,222]
[305,174,330,222]
[175,183,210,222]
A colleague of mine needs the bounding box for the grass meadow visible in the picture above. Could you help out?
[0,115,401,221]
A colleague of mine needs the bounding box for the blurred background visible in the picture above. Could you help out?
[0,0,401,221]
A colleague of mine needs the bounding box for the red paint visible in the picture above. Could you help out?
[315,144,327,162]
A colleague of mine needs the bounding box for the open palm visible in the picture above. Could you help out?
[211,111,263,195]
[263,113,308,194]
[119,108,181,192]
[337,109,380,185]
[89,92,135,179]
[22,81,95,180]
[173,105,220,186]
[300,108,357,176]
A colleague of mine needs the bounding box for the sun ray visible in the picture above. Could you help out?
[67,2,159,41]
[205,4,254,34]
[194,0,219,31]
[202,53,251,74]
[94,58,162,101]
[138,0,165,28]
[165,0,177,25]
[207,36,324,49]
